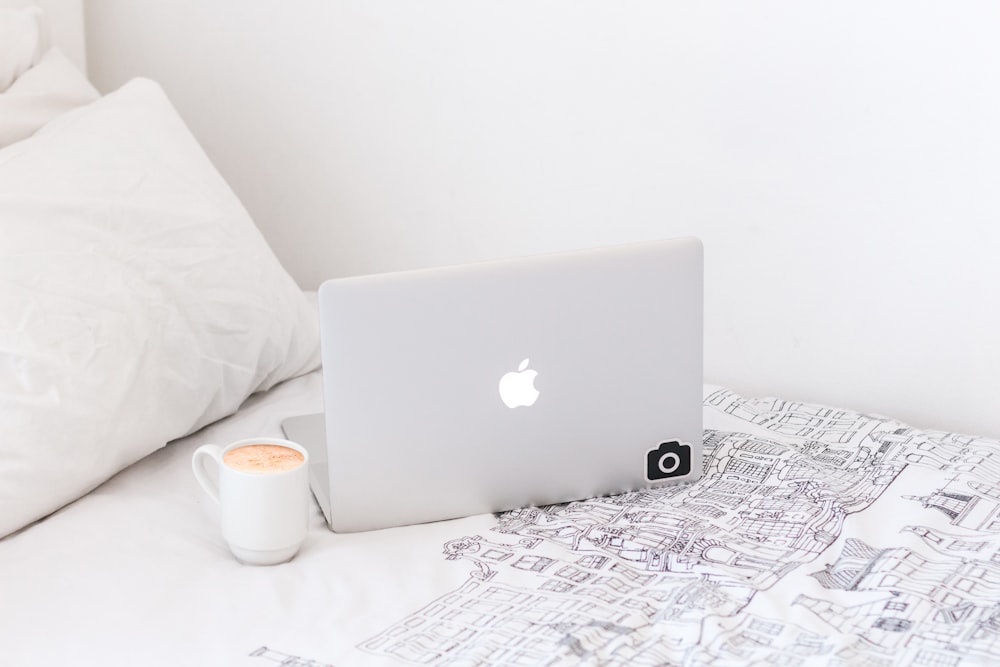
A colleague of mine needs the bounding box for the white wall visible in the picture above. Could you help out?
[85,1,1000,437]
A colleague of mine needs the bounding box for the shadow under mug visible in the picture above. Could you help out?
[192,437,310,565]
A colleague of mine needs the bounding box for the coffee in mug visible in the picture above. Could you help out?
[223,444,305,474]
[192,437,310,565]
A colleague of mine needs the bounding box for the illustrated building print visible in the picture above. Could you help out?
[796,537,1000,664]
[360,389,1000,666]
[696,614,833,665]
[876,425,1000,533]
[706,390,875,444]
[905,490,1000,534]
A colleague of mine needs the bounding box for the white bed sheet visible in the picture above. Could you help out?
[2,370,492,666]
[3,372,999,666]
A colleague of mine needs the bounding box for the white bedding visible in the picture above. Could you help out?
[3,372,998,666]
[0,77,319,537]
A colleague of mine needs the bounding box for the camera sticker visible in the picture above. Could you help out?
[645,440,692,482]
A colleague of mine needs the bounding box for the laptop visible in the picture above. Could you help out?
[282,237,703,532]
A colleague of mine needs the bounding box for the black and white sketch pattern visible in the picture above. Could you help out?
[360,388,1000,665]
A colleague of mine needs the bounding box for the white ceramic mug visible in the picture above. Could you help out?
[192,437,310,565]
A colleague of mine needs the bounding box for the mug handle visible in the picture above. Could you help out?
[192,444,223,504]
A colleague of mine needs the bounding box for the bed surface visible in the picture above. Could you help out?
[4,372,998,666]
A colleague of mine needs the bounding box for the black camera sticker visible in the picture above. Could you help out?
[645,440,692,481]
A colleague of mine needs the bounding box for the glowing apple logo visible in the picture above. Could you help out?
[498,358,540,408]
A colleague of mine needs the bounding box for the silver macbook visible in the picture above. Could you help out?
[282,237,703,532]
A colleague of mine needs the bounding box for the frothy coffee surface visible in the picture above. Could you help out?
[223,444,304,474]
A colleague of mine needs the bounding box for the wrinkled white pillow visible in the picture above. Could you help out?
[0,78,321,538]
[0,6,47,91]
[0,47,100,147]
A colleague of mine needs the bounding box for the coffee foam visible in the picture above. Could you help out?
[223,444,304,474]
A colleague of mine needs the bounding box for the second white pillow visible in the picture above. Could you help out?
[0,47,100,147]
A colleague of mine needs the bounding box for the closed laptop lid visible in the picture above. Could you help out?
[318,237,703,532]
